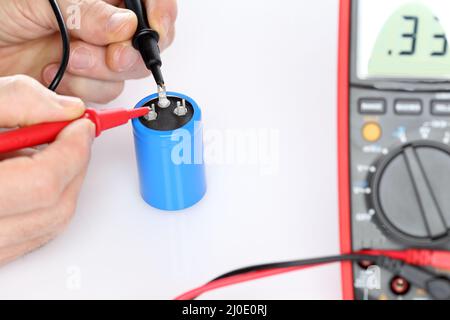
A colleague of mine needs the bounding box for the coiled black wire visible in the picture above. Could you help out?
[48,0,70,91]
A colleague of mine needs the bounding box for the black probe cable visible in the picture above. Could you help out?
[176,254,450,300]
[48,0,70,92]
[212,253,375,280]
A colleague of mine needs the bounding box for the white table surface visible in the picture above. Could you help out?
[0,0,342,299]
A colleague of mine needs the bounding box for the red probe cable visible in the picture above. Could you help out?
[175,265,317,301]
[175,249,450,300]
[0,107,150,154]
[359,249,450,270]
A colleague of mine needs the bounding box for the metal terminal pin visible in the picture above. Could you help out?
[145,104,158,121]
[174,99,188,116]
[158,85,171,108]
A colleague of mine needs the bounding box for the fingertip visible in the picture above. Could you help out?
[161,24,176,51]
[59,119,96,143]
[109,43,141,73]
[69,46,94,71]
[107,10,138,42]
[54,95,86,118]
[148,1,178,50]
[76,119,96,142]
[152,15,173,49]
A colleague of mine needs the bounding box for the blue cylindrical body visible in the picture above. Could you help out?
[132,92,206,211]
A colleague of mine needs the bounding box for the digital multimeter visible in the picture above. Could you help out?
[338,0,450,300]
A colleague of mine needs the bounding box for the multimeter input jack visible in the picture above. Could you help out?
[358,260,376,270]
[390,276,411,296]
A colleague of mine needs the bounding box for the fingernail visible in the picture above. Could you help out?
[43,65,59,84]
[84,120,96,141]
[55,95,86,117]
[108,11,134,35]
[115,45,140,72]
[70,47,93,70]
[56,95,84,109]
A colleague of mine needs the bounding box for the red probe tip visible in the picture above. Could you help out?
[129,107,151,119]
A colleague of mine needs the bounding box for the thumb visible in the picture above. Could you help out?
[145,0,178,50]
[52,0,137,46]
[0,75,85,128]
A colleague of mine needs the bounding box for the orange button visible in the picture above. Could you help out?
[362,122,382,142]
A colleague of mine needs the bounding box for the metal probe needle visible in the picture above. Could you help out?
[158,84,171,108]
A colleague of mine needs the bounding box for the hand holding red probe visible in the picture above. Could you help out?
[0,103,150,154]
[0,75,95,265]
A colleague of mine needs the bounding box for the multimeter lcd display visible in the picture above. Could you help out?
[357,0,450,80]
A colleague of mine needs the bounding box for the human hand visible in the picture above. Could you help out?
[0,0,177,103]
[0,75,94,266]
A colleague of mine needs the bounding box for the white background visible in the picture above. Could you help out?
[0,0,342,299]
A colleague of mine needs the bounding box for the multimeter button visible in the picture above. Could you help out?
[358,99,386,114]
[362,122,382,142]
[394,100,423,115]
[431,100,450,116]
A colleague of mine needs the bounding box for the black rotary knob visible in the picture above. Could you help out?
[370,141,450,246]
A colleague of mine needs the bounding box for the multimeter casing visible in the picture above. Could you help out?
[338,0,450,300]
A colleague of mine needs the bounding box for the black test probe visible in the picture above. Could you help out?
[124,0,165,87]
[49,0,165,91]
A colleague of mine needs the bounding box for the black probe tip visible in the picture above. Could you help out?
[150,65,164,86]
[125,0,165,87]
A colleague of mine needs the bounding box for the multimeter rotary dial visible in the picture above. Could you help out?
[369,141,450,246]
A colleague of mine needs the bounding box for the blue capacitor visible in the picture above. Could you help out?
[132,92,206,211]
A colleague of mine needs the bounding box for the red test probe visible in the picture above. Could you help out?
[0,107,150,154]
